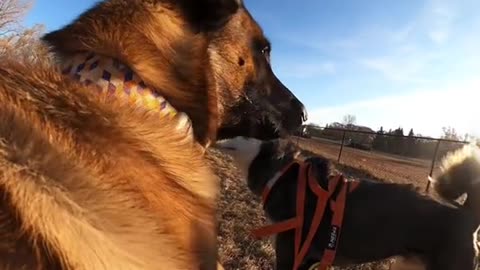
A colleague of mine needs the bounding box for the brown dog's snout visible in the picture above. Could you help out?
[294,99,308,122]
[287,94,307,128]
[271,76,307,129]
[302,104,308,122]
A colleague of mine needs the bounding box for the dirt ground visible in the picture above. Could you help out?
[207,136,435,270]
[295,137,439,189]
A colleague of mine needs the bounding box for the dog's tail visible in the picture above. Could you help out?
[430,143,480,218]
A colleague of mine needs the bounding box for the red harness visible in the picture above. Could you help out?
[251,160,360,270]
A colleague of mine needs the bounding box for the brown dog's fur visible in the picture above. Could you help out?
[0,57,217,269]
[0,0,306,269]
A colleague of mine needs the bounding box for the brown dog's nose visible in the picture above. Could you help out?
[290,98,308,123]
[300,103,308,122]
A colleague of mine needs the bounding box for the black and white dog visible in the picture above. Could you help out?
[215,137,479,270]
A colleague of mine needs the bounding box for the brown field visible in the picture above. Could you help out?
[209,136,443,270]
[296,137,441,189]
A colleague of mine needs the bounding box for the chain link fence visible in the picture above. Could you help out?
[294,126,470,192]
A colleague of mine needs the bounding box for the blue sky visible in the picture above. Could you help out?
[24,0,478,138]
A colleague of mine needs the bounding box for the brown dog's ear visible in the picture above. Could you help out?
[175,0,240,32]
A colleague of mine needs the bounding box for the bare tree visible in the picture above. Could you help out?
[0,0,51,65]
[342,114,357,126]
[441,126,460,141]
[0,0,31,36]
[0,24,50,61]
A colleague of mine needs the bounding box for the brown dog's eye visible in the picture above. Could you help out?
[238,57,245,66]
[261,46,271,63]
[261,45,270,56]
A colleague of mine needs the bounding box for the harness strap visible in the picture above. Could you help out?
[294,162,308,267]
[293,164,332,270]
[251,161,304,239]
[251,159,359,270]
[348,181,360,192]
[315,177,349,270]
[251,218,298,239]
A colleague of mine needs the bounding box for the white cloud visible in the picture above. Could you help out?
[358,52,438,84]
[331,38,362,50]
[306,80,479,138]
[388,23,415,43]
[425,0,456,44]
[319,62,337,74]
[354,1,460,82]
[276,61,337,79]
[428,30,449,44]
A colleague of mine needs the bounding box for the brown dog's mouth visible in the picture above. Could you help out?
[219,146,236,151]
[216,97,301,141]
[248,120,282,140]
[216,111,282,140]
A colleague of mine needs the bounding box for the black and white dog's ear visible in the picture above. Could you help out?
[176,0,241,32]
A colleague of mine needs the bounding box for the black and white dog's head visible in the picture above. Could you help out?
[215,136,300,195]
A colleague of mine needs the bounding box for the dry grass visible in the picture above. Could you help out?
[207,149,277,270]
[207,137,431,270]
[296,137,441,189]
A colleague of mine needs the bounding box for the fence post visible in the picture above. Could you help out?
[337,130,346,163]
[425,140,442,193]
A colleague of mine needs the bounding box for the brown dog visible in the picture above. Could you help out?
[42,0,307,145]
[0,0,306,269]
